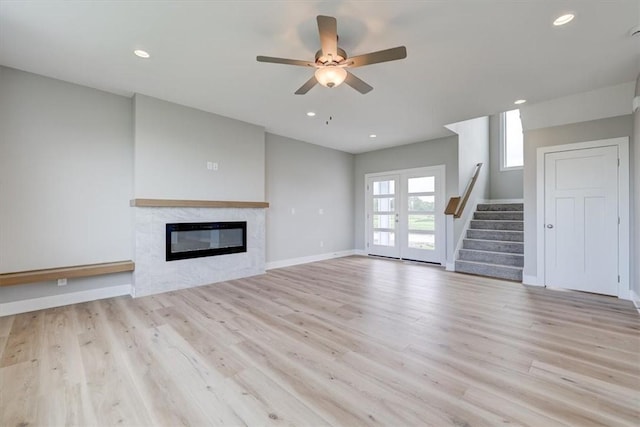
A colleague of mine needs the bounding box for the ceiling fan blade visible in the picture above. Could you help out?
[256,56,314,67]
[317,15,338,57]
[344,71,373,94]
[347,46,407,68]
[294,75,318,95]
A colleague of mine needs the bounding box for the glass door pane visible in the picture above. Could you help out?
[400,167,444,263]
[366,166,444,264]
[367,175,400,257]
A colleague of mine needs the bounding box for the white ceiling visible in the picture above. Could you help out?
[1,1,638,153]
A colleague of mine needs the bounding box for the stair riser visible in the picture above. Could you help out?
[462,240,524,254]
[474,212,523,221]
[477,203,523,212]
[470,220,524,231]
[466,229,523,242]
[455,261,523,281]
[459,250,524,267]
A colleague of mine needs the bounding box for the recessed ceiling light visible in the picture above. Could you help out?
[306,112,316,117]
[369,134,377,138]
[134,49,150,58]
[553,13,575,26]
[514,99,527,105]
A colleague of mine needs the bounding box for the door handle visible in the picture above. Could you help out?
[546,224,554,229]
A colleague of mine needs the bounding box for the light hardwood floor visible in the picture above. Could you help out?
[1,256,639,426]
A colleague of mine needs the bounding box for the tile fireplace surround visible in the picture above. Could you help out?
[131,199,267,297]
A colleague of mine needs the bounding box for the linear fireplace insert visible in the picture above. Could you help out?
[166,221,247,261]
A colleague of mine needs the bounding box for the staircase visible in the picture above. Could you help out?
[455,203,523,281]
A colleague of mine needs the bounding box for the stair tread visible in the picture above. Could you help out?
[467,231,523,236]
[467,231,524,236]
[471,219,523,222]
[459,248,523,257]
[463,238,523,245]
[475,211,524,213]
[455,259,523,270]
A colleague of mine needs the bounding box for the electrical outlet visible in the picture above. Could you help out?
[291,208,296,215]
[212,162,218,171]
[206,161,213,170]
[57,278,67,286]
[320,240,324,248]
[319,208,324,215]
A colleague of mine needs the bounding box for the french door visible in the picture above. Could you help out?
[366,166,445,264]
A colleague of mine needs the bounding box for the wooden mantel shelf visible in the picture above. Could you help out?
[130,199,269,208]
[0,261,135,287]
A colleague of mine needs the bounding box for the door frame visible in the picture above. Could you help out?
[535,137,630,298]
[364,165,446,264]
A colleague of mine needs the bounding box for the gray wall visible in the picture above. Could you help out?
[265,133,354,263]
[0,66,133,304]
[489,114,523,199]
[0,66,133,271]
[134,94,265,201]
[447,116,490,246]
[522,115,635,284]
[633,74,640,300]
[353,136,459,250]
[521,81,634,131]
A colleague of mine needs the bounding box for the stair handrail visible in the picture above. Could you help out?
[445,162,483,219]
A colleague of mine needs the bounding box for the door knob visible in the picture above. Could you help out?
[546,224,554,229]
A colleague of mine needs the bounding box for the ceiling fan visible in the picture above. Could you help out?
[257,15,407,95]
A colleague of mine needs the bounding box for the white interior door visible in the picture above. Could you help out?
[544,145,619,295]
[367,166,445,264]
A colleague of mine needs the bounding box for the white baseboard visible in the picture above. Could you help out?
[630,290,640,313]
[354,249,368,256]
[617,287,631,301]
[445,262,456,272]
[522,274,544,287]
[266,250,356,270]
[0,284,132,317]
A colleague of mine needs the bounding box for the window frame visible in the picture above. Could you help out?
[500,109,524,171]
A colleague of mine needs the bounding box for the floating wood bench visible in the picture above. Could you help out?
[0,261,135,287]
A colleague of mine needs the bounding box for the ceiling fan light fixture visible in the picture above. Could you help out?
[315,66,347,88]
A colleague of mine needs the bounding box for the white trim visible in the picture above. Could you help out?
[445,216,455,270]
[535,147,546,285]
[618,288,631,301]
[630,290,640,313]
[522,274,544,287]
[535,137,630,299]
[354,249,368,256]
[266,250,356,270]
[0,284,132,317]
